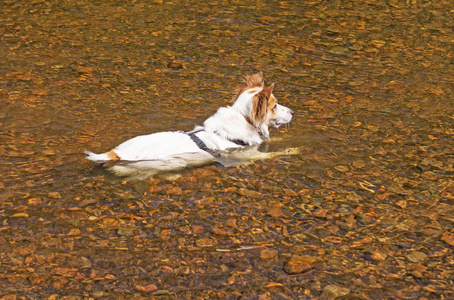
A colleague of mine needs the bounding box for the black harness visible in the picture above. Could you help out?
[186,128,248,158]
[187,129,215,156]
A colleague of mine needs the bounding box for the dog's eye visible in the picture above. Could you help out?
[273,104,277,109]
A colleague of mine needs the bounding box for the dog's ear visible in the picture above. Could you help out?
[265,83,274,97]
[251,83,273,125]
[251,92,267,125]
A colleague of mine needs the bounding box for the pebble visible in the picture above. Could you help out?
[284,255,323,274]
[322,285,351,299]
[407,251,427,263]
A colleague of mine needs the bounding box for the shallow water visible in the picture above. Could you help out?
[1,0,453,298]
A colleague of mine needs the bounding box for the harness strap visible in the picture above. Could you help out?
[212,130,248,146]
[229,138,248,146]
[188,132,210,153]
[187,130,221,159]
[186,128,249,159]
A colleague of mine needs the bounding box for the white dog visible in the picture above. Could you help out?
[85,72,294,177]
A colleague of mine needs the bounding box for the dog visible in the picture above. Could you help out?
[85,72,295,178]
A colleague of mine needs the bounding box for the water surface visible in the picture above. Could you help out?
[1,0,453,298]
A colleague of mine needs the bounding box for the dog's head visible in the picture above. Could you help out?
[232,72,294,139]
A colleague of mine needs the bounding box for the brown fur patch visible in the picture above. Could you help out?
[233,71,264,101]
[106,150,121,161]
[251,84,274,125]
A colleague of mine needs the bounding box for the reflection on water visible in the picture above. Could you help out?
[1,0,453,298]
[101,145,280,180]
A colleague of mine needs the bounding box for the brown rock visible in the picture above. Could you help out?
[370,251,388,261]
[260,248,278,260]
[237,188,262,198]
[284,255,323,274]
[135,284,158,292]
[441,232,454,246]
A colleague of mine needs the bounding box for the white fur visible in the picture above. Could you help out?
[85,73,294,178]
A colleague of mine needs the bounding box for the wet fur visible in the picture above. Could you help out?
[85,72,294,178]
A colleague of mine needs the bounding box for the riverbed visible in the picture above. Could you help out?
[1,0,453,298]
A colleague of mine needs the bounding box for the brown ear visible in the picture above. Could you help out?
[251,84,273,125]
[251,93,267,125]
[264,83,274,96]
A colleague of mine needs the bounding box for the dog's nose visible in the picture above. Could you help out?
[290,109,294,115]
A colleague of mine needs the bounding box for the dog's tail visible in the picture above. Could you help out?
[85,150,117,163]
